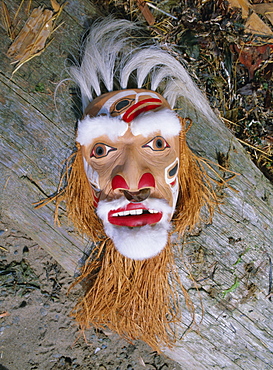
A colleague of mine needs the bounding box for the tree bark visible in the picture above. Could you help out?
[0,1,272,368]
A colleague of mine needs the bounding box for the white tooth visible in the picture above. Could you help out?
[112,209,145,217]
[149,209,158,214]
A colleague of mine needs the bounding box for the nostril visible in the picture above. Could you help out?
[123,188,151,202]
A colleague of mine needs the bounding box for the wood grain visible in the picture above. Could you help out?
[0,1,272,368]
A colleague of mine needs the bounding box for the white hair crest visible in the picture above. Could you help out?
[71,17,218,124]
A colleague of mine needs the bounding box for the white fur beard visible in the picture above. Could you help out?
[97,198,173,260]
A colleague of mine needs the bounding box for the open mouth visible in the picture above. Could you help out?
[108,202,162,227]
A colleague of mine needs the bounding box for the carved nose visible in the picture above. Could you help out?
[123,188,151,202]
[112,173,156,193]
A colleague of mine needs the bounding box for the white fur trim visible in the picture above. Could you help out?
[76,115,128,145]
[77,109,180,145]
[131,109,181,138]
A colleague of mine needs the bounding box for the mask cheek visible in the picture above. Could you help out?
[164,158,179,214]
[82,158,103,208]
[83,157,101,191]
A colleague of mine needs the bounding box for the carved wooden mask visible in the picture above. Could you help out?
[76,89,181,260]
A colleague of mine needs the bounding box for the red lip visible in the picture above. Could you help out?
[108,203,162,227]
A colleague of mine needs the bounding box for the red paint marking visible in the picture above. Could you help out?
[138,173,155,189]
[122,98,162,123]
[112,175,129,190]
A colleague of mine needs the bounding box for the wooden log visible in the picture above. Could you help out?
[0,1,273,368]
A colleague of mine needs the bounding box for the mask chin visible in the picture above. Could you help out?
[96,198,173,260]
[103,222,170,260]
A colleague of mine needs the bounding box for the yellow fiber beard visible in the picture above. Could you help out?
[71,237,192,352]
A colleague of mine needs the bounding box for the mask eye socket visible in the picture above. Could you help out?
[142,136,170,151]
[90,143,117,158]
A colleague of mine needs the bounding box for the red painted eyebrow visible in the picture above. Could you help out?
[122,98,163,123]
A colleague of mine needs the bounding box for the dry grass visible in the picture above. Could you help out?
[71,238,193,352]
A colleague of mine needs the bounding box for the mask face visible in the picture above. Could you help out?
[77,89,181,260]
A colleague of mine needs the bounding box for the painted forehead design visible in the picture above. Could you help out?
[84,89,171,120]
[77,89,181,145]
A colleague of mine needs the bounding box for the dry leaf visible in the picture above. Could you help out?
[50,0,60,13]
[7,7,53,63]
[6,1,64,74]
[228,0,250,18]
[252,3,273,27]
[228,0,273,41]
[136,0,155,26]
[245,12,273,40]
[231,44,272,79]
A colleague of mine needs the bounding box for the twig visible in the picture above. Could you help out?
[220,116,240,127]
[1,1,16,39]
[0,312,10,318]
[146,2,178,20]
[14,0,26,21]
[237,138,272,160]
[267,253,272,301]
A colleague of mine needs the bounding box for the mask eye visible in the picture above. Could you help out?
[90,143,117,158]
[142,136,170,151]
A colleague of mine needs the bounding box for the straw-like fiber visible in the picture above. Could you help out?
[71,238,193,352]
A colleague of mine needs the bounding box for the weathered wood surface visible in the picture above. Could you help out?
[0,1,273,369]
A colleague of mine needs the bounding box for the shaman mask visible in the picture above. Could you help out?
[48,18,218,351]
[77,89,181,260]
